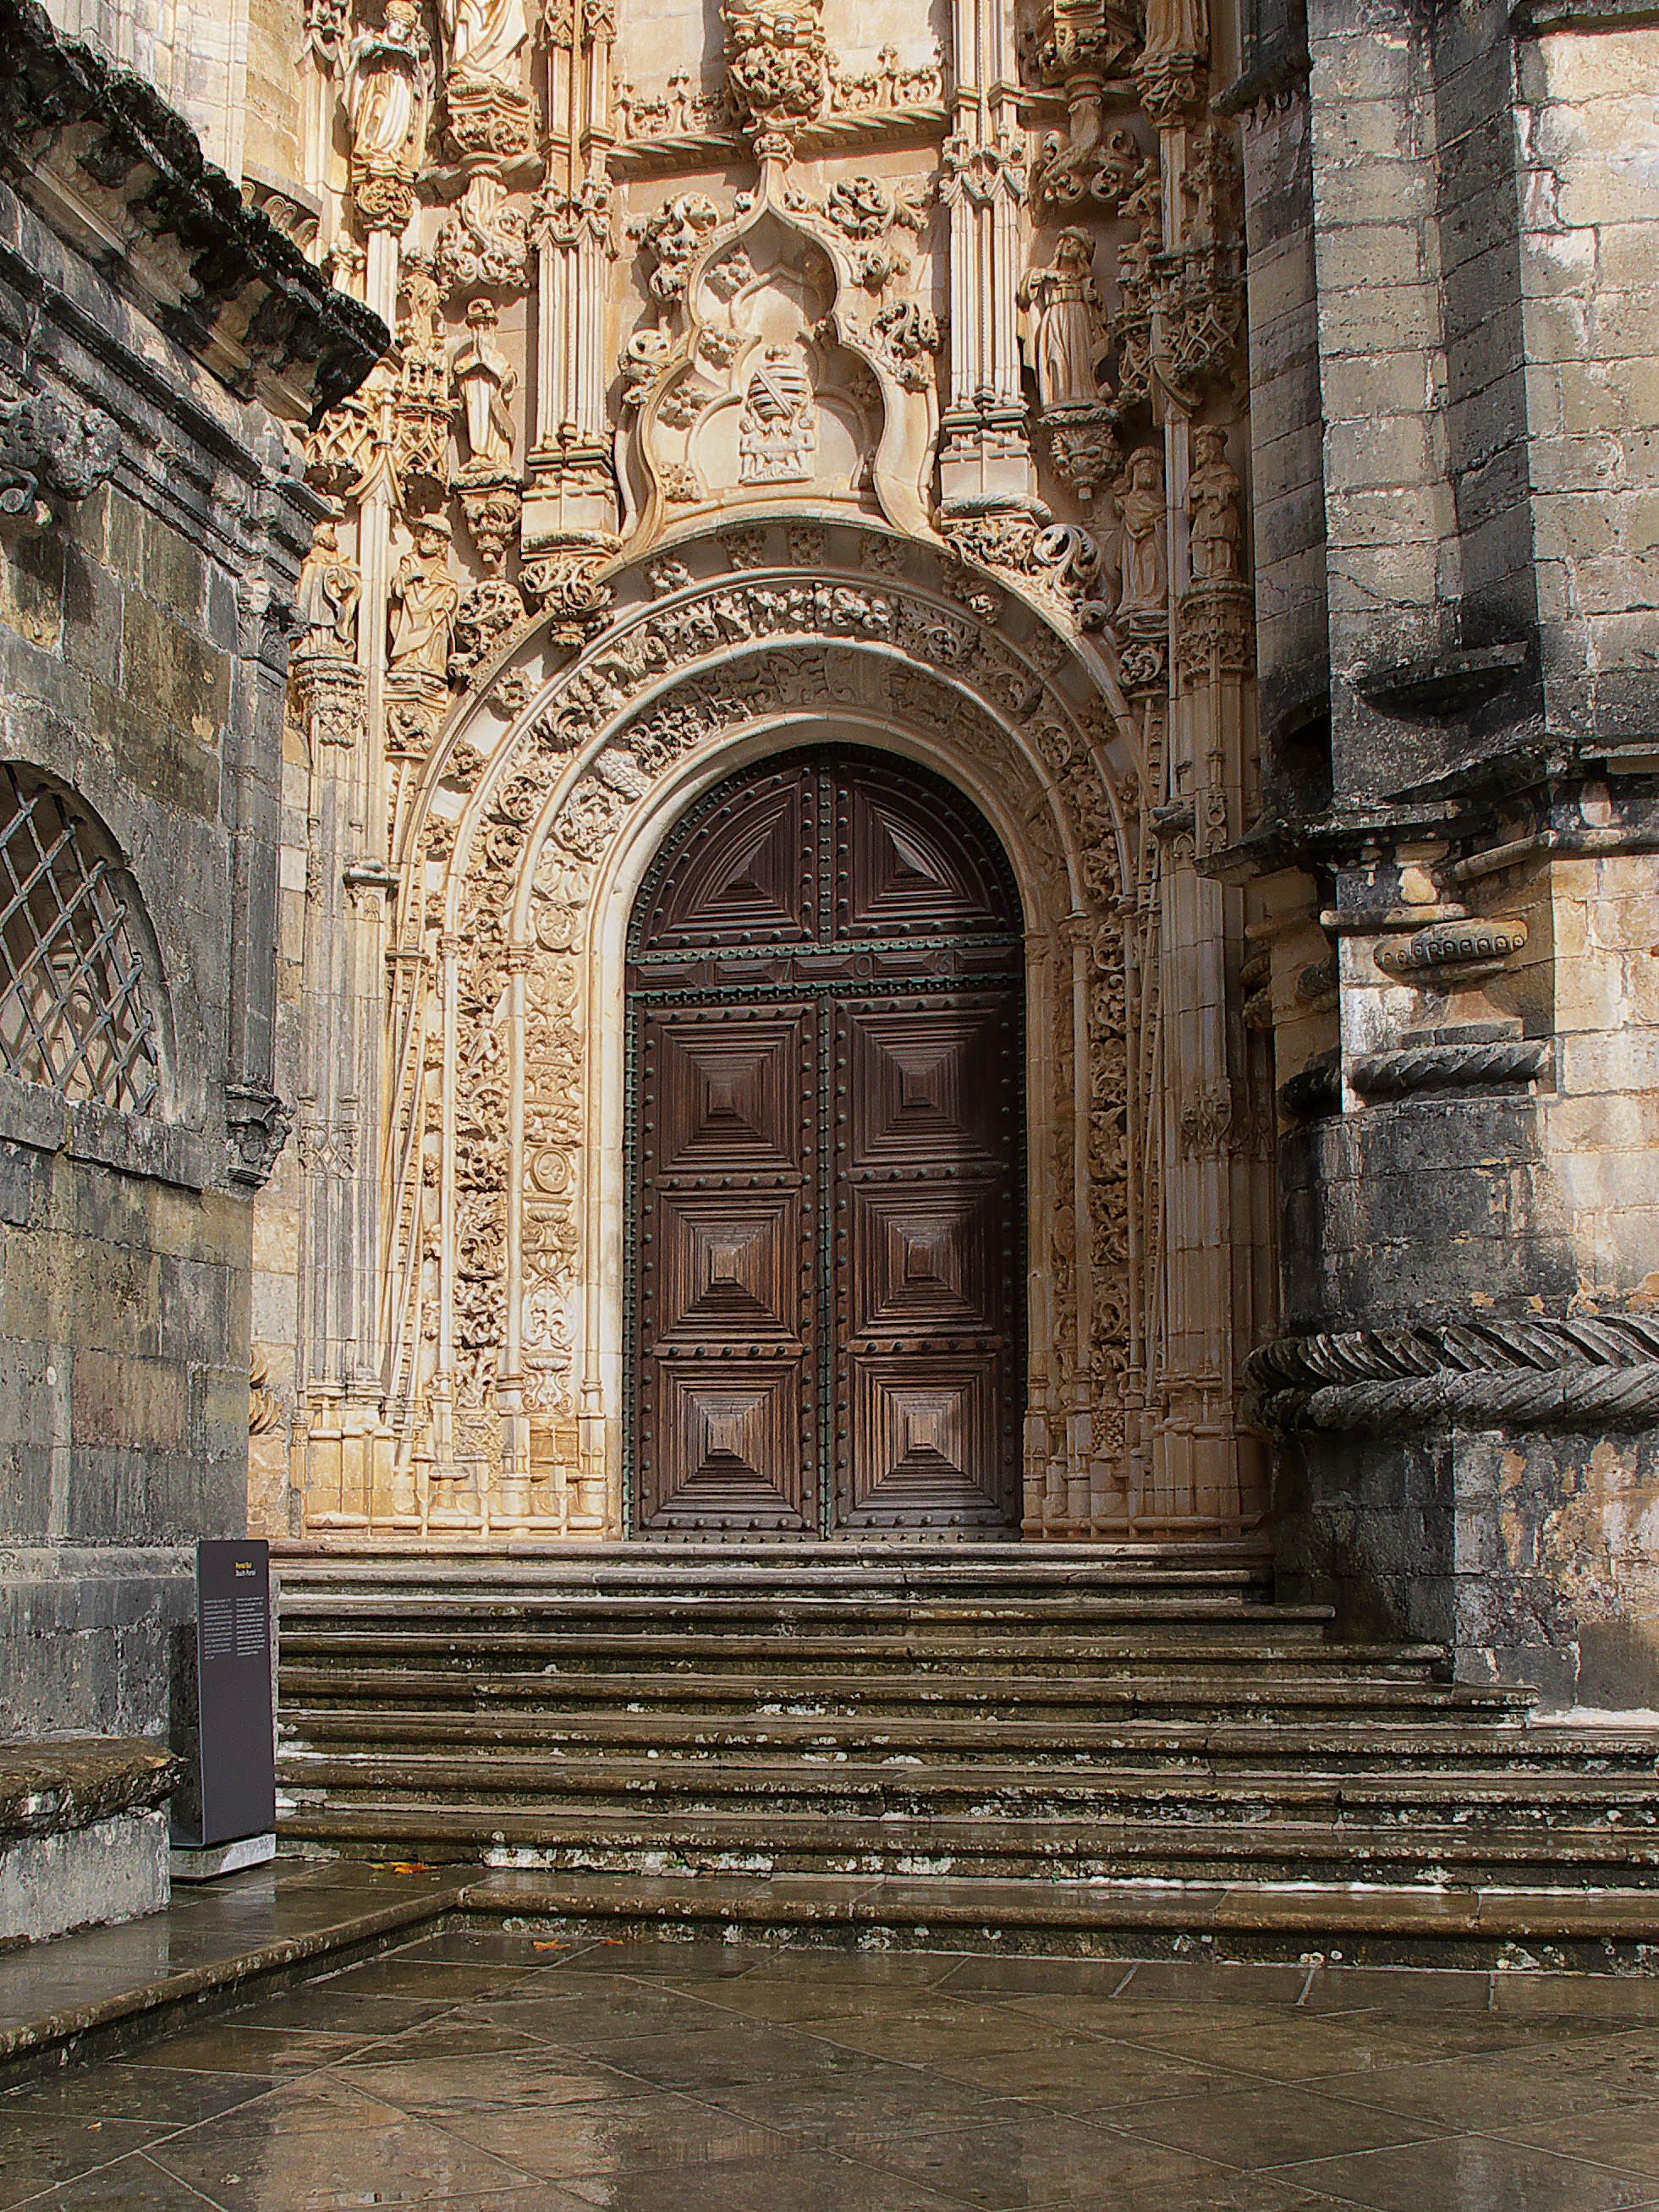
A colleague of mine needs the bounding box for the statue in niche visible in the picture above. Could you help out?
[344,0,431,173]
[294,516,361,653]
[439,0,527,81]
[1187,423,1242,584]
[1116,446,1167,618]
[1018,228,1110,413]
[453,298,517,471]
[738,346,816,483]
[389,515,462,680]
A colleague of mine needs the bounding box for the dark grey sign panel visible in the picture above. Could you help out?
[185,1538,276,1847]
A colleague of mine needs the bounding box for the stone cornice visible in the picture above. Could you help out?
[0,0,385,427]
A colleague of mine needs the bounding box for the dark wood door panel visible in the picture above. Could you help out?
[629,749,1023,1540]
[640,1360,812,1533]
[634,999,817,1534]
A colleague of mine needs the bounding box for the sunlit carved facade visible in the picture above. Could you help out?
[213,0,1274,1545]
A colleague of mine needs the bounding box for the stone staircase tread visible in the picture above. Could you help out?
[271,1803,1659,1867]
[274,1632,1358,1667]
[275,1748,1659,1799]
[276,1704,1541,1757]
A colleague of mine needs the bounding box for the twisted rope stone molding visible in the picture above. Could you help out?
[1248,1315,1659,1435]
[1350,1038,1552,1098]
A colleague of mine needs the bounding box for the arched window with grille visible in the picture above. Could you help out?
[0,763,161,1116]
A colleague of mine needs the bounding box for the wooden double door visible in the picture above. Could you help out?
[627,749,1025,1539]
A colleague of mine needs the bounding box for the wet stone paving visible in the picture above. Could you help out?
[8,1932,1659,2209]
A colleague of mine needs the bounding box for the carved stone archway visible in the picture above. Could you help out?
[294,514,1268,1544]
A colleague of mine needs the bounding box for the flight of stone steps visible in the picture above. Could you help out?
[274,1544,1659,1939]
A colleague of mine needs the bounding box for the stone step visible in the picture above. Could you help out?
[278,1671,1524,1724]
[276,1746,1659,1817]
[272,1800,1659,1885]
[272,1538,1274,1584]
[278,1692,1542,1764]
[276,1628,1359,1679]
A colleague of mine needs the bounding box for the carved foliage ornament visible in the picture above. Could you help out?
[721,0,828,140]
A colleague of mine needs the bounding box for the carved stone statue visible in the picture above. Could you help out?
[389,516,461,680]
[294,518,362,652]
[1187,422,1242,584]
[453,298,517,471]
[1135,0,1208,118]
[343,0,432,225]
[438,0,527,84]
[1018,228,1109,413]
[1144,0,1209,69]
[1116,445,1167,618]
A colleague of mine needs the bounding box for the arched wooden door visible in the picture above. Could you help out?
[626,748,1025,1539]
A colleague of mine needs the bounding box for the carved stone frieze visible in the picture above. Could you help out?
[1374,917,1530,984]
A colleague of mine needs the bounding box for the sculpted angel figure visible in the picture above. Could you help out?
[1018,228,1110,413]
[294,517,361,651]
[437,0,527,84]
[453,298,517,470]
[388,515,461,680]
[343,0,431,168]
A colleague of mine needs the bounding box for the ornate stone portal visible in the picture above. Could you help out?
[270,0,1271,1544]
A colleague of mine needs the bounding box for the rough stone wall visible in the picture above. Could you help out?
[1243,2,1659,1708]
[0,1,370,1737]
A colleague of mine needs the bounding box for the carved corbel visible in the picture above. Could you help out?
[226,1081,294,1189]
[0,387,119,526]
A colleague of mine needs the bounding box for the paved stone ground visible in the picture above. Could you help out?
[7,1930,1659,2208]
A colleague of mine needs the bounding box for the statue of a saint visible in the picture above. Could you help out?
[1187,423,1242,584]
[438,0,527,85]
[1143,0,1208,69]
[453,299,517,471]
[343,0,431,170]
[1018,228,1109,413]
[294,518,361,651]
[1116,446,1167,618]
[389,516,461,680]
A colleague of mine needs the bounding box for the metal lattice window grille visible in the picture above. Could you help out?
[0,764,160,1115]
